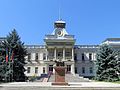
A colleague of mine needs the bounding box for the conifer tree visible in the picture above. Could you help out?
[0,46,6,82]
[0,29,27,82]
[96,44,119,82]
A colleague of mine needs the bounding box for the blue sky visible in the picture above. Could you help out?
[0,0,120,45]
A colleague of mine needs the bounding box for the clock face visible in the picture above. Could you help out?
[57,30,63,36]
[55,28,64,37]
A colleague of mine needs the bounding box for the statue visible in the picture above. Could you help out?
[55,61,64,66]
[52,60,68,85]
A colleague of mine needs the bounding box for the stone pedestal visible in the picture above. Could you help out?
[52,66,68,85]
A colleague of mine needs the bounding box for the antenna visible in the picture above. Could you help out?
[58,0,61,20]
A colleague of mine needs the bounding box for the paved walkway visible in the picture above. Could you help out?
[0,81,120,90]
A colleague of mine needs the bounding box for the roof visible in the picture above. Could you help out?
[25,45,45,48]
[74,45,99,48]
[55,20,66,23]
[0,37,6,40]
[103,38,120,42]
[0,37,6,39]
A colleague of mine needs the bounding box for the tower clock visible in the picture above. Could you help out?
[56,28,64,37]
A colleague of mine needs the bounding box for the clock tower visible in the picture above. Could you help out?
[53,20,68,37]
[44,19,76,75]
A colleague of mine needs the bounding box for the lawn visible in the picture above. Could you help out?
[112,81,120,84]
[92,79,120,84]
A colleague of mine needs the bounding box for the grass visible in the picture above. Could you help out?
[112,81,120,84]
[93,80,120,84]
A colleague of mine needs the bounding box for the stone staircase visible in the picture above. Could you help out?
[48,74,90,82]
[66,74,90,82]
[34,78,43,82]
[48,74,55,82]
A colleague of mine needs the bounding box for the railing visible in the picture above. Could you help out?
[48,56,54,60]
[45,35,56,39]
[74,45,99,49]
[25,45,45,49]
[57,56,63,60]
[42,71,53,82]
[65,56,72,59]
[64,35,74,39]
[45,35,75,39]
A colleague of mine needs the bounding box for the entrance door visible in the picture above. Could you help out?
[49,65,53,72]
[66,65,71,74]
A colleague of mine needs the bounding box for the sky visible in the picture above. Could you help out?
[0,0,120,45]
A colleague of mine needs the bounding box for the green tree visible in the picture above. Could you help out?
[0,47,6,82]
[117,56,120,79]
[0,29,27,82]
[96,44,119,82]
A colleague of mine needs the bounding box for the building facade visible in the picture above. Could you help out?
[0,20,120,78]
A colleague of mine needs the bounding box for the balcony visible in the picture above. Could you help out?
[48,56,54,60]
[57,56,63,60]
[65,56,72,59]
[46,56,74,61]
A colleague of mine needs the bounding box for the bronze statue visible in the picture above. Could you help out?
[55,61,64,66]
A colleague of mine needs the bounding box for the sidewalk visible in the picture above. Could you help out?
[0,81,120,88]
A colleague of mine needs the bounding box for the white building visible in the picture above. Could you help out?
[1,20,120,78]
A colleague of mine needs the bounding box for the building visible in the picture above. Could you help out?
[0,20,120,78]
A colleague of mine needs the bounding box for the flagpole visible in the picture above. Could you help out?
[5,59,7,82]
[12,54,13,82]
[11,50,14,82]
[5,48,8,82]
[8,48,10,82]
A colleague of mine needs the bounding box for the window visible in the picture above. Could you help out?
[89,67,93,74]
[65,49,71,57]
[74,53,77,61]
[43,53,46,60]
[82,53,84,61]
[27,67,30,73]
[35,53,39,60]
[35,67,38,74]
[28,53,31,60]
[75,67,77,73]
[66,52,70,57]
[49,65,53,72]
[58,52,62,57]
[89,53,92,60]
[49,51,54,57]
[82,67,85,74]
[67,65,71,73]
[43,67,45,73]
[48,50,54,59]
[57,49,62,56]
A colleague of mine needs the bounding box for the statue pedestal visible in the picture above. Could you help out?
[52,66,68,85]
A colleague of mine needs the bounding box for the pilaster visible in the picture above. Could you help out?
[63,48,65,60]
[72,48,74,61]
[54,47,57,60]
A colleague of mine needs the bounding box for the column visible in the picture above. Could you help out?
[53,64,56,74]
[72,48,74,60]
[63,48,65,60]
[46,49,48,60]
[54,48,56,60]
[71,63,75,75]
[45,64,48,74]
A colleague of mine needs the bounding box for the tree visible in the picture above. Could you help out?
[0,29,27,82]
[0,46,6,82]
[96,44,120,82]
[117,56,120,78]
